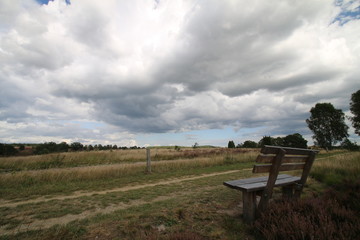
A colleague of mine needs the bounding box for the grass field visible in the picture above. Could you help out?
[0,147,357,239]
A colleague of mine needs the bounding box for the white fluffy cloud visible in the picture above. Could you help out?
[0,0,359,145]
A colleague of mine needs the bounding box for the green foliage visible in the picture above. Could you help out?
[258,136,274,147]
[0,143,18,156]
[240,140,258,148]
[70,142,83,151]
[341,138,359,151]
[227,140,235,148]
[34,142,69,155]
[350,89,360,135]
[306,103,349,149]
[283,133,308,148]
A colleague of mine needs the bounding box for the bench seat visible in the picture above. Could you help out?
[223,174,300,192]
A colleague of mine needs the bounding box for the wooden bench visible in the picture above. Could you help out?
[223,145,319,223]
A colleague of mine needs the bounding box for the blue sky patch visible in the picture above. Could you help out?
[332,0,360,25]
[36,0,70,5]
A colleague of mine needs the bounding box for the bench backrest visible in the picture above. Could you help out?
[254,145,319,214]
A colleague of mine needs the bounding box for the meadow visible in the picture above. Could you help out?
[0,147,358,239]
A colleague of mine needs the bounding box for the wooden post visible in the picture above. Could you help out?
[146,148,151,173]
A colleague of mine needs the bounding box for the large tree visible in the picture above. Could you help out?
[350,89,360,136]
[306,103,349,149]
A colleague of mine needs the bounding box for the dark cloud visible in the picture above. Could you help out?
[0,0,359,145]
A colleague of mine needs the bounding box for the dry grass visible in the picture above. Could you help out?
[0,149,258,192]
[311,152,360,185]
[0,148,257,171]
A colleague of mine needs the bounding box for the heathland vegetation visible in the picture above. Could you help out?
[0,147,359,239]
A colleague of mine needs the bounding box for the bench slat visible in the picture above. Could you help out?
[253,162,305,173]
[223,174,300,192]
[261,145,319,155]
[256,154,308,163]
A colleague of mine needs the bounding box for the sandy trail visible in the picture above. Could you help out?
[0,195,177,235]
[0,169,243,208]
[0,169,244,235]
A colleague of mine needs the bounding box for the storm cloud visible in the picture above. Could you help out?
[0,0,359,146]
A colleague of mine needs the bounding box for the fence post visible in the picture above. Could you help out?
[146,148,151,173]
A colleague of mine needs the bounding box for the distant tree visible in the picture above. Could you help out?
[350,89,360,135]
[0,143,18,156]
[192,142,199,148]
[44,142,57,153]
[306,103,349,150]
[57,142,69,152]
[112,145,118,149]
[283,133,308,149]
[273,137,284,146]
[228,140,236,148]
[88,144,94,151]
[259,136,274,147]
[70,142,83,151]
[341,138,359,151]
[19,145,25,151]
[241,140,258,148]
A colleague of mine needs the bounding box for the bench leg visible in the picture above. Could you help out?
[242,191,257,224]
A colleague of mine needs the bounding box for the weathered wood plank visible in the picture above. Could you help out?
[256,154,308,163]
[223,174,300,192]
[260,145,319,155]
[294,151,317,198]
[253,162,305,173]
[224,174,293,187]
[257,148,285,214]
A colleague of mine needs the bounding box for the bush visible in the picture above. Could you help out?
[254,181,360,240]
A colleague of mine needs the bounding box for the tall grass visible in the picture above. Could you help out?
[0,148,256,171]
[311,152,360,185]
[0,149,146,171]
[0,149,257,199]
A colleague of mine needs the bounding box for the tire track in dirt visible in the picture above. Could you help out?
[0,169,245,208]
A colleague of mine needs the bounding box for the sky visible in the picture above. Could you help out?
[0,0,360,147]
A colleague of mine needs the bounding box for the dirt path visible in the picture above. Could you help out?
[0,169,244,208]
[0,185,223,235]
[1,195,178,235]
[0,169,245,235]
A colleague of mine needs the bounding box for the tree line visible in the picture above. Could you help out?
[228,133,308,149]
[230,89,360,151]
[0,142,142,157]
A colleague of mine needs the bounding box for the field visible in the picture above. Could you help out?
[0,147,358,239]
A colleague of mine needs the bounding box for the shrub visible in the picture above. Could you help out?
[254,181,360,240]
